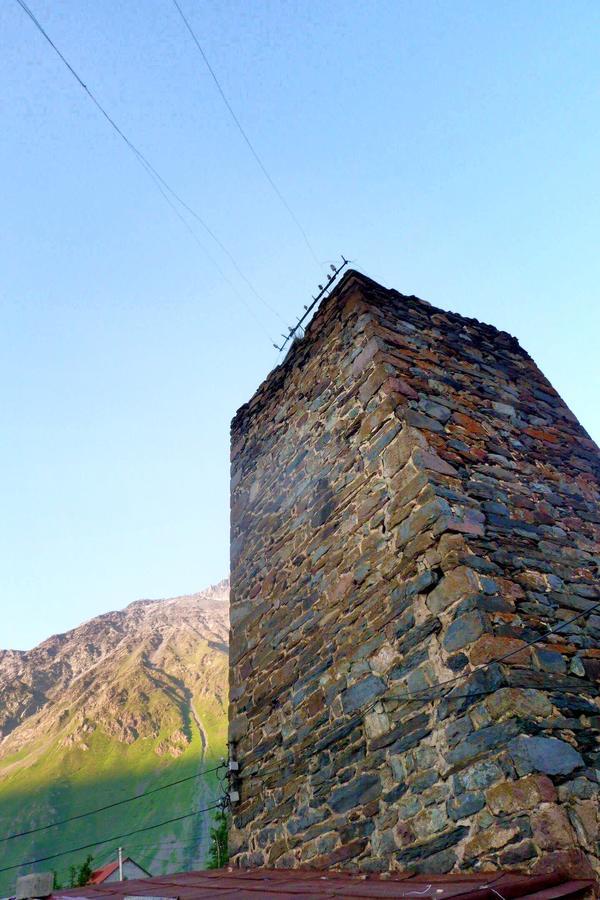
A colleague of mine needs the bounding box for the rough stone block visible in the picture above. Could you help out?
[533,647,567,674]
[329,773,382,813]
[342,675,386,714]
[447,791,485,821]
[394,826,468,864]
[463,823,522,860]
[485,687,552,721]
[396,498,450,546]
[446,721,521,769]
[452,759,505,794]
[426,566,480,615]
[469,634,531,666]
[486,775,557,815]
[382,426,428,478]
[442,611,487,652]
[412,448,459,476]
[508,736,584,776]
[531,804,576,850]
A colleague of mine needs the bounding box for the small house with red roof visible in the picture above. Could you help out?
[88,857,150,885]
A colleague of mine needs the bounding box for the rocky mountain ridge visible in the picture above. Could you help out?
[0,579,229,747]
[0,580,229,890]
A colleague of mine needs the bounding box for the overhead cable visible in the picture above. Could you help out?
[0,762,225,843]
[120,838,202,851]
[387,597,600,704]
[0,802,222,874]
[14,0,282,339]
[170,0,322,269]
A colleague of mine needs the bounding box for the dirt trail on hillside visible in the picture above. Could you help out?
[148,701,218,872]
[190,700,219,867]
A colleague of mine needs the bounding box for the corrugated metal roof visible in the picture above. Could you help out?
[51,868,596,899]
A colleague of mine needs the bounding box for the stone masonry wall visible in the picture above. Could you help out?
[229,271,600,877]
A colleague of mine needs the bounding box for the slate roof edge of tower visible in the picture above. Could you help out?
[232,268,595,447]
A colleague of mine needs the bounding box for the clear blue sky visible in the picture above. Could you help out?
[2,0,599,650]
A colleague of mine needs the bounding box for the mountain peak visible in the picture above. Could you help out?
[0,579,229,743]
[0,580,229,889]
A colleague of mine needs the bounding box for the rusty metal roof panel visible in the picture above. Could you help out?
[50,869,597,900]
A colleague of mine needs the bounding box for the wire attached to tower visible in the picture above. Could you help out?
[275,256,349,353]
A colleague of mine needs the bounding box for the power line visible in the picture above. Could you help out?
[138,158,279,342]
[116,837,217,855]
[87,838,209,870]
[241,597,600,782]
[170,0,322,270]
[0,803,222,874]
[13,0,281,339]
[122,839,203,851]
[387,597,600,704]
[0,763,224,844]
[75,812,228,868]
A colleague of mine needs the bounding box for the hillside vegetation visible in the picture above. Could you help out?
[0,581,229,894]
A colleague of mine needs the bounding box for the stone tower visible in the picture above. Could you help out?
[229,271,600,877]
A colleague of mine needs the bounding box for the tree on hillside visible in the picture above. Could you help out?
[68,854,94,887]
[206,809,228,869]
